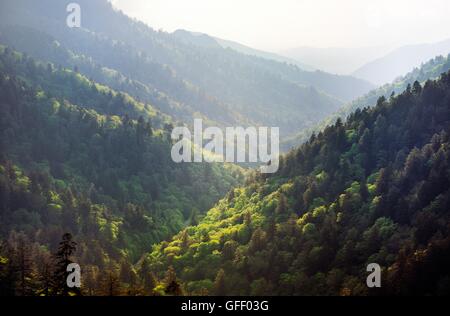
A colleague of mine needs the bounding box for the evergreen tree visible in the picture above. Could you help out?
[213,269,226,296]
[52,233,79,296]
[140,258,157,296]
[164,266,183,296]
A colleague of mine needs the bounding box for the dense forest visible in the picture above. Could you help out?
[0,0,374,140]
[145,72,450,296]
[0,0,449,298]
[0,47,242,295]
[282,53,450,150]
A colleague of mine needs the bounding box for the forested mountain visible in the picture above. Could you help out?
[0,25,192,125]
[173,29,315,71]
[145,71,450,296]
[353,38,450,85]
[282,54,450,150]
[0,0,374,139]
[0,47,242,295]
[0,0,449,298]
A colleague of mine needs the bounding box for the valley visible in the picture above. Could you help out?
[0,0,449,298]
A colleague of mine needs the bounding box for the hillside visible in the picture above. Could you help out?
[0,47,243,295]
[145,71,450,296]
[172,30,315,71]
[282,54,450,151]
[0,0,374,140]
[0,0,449,299]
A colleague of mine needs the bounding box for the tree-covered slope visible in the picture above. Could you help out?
[282,54,450,150]
[145,72,450,296]
[0,0,374,139]
[0,46,243,295]
[0,25,198,126]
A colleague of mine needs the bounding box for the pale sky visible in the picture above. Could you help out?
[110,0,450,52]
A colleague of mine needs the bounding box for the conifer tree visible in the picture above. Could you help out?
[52,233,79,296]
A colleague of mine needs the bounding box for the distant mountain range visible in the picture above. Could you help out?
[352,38,450,85]
[281,39,450,86]
[279,46,392,75]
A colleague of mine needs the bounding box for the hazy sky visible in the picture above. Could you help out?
[110,0,450,52]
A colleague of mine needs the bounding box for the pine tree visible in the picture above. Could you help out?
[189,208,199,226]
[164,266,183,296]
[7,232,35,296]
[213,269,226,296]
[36,250,53,296]
[52,233,79,296]
[140,258,157,295]
[276,193,288,215]
[119,260,138,295]
[359,178,369,202]
[249,228,266,254]
[180,230,190,250]
[0,247,16,296]
[412,80,422,95]
[101,268,121,296]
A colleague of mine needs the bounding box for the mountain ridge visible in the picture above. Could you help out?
[0,0,374,141]
[281,53,450,151]
[145,70,450,295]
[353,38,450,85]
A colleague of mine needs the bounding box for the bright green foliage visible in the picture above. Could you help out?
[0,47,242,295]
[147,71,450,295]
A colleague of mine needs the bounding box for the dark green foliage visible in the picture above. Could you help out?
[0,0,375,141]
[0,47,242,295]
[147,71,450,295]
[52,233,79,296]
[0,0,449,297]
[283,53,450,150]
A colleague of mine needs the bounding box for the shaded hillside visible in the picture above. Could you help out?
[172,29,315,71]
[0,0,374,139]
[0,46,242,282]
[282,54,450,151]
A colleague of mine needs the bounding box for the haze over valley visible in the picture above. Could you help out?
[0,0,450,297]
